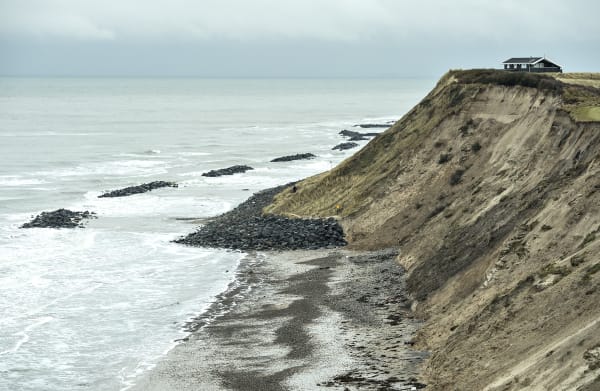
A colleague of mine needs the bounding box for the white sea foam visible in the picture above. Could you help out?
[31,160,169,179]
[176,151,211,156]
[0,316,54,356]
[0,176,47,186]
[0,131,113,137]
[74,191,231,218]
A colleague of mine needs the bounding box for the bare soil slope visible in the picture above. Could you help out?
[266,70,600,390]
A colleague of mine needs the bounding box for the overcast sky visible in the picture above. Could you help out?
[1,0,599,77]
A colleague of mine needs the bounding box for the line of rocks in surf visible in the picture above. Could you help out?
[21,179,178,228]
[201,165,254,177]
[353,122,392,128]
[332,142,359,151]
[21,209,97,229]
[339,129,380,141]
[20,124,390,229]
[270,153,316,162]
[174,184,346,251]
[202,125,389,176]
[98,181,178,198]
[332,128,384,150]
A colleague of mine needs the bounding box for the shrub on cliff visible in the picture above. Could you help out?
[452,69,563,93]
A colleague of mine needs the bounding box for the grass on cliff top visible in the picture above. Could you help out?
[450,69,600,122]
[554,73,600,89]
[554,73,600,122]
[450,69,563,93]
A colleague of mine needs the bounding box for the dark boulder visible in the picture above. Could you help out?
[270,153,316,162]
[21,209,97,229]
[201,165,254,177]
[99,181,178,198]
[332,142,359,151]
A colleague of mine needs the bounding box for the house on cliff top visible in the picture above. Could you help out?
[502,57,562,73]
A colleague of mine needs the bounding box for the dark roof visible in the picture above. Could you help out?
[503,57,543,64]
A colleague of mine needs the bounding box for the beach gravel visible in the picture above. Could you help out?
[130,249,427,391]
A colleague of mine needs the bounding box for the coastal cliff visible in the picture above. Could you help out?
[266,70,600,390]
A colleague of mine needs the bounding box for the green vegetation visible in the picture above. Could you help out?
[582,263,600,284]
[570,254,586,267]
[451,69,563,93]
[572,106,600,122]
[560,77,600,122]
[449,169,466,185]
[555,73,600,89]
[451,70,600,123]
[586,263,600,275]
[438,153,452,164]
[428,204,447,218]
[583,232,596,246]
[581,229,598,248]
[539,263,571,278]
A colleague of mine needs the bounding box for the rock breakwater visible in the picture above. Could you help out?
[270,153,316,162]
[21,209,96,228]
[201,165,254,177]
[332,142,359,151]
[339,129,380,141]
[98,181,178,198]
[174,184,346,250]
[354,123,391,128]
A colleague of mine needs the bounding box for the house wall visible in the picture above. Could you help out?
[502,62,561,73]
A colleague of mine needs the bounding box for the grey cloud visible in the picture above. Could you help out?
[4,0,598,42]
[0,0,598,76]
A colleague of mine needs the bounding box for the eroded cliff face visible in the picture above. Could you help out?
[266,71,600,390]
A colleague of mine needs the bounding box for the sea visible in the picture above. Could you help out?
[0,77,434,391]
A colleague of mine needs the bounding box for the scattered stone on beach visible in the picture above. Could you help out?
[353,123,390,128]
[98,181,178,198]
[21,209,97,229]
[174,184,346,250]
[270,153,316,162]
[339,129,379,139]
[332,142,359,151]
[201,165,254,177]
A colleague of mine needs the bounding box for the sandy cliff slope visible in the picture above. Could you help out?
[266,70,600,390]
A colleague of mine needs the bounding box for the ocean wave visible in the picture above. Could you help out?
[0,176,47,186]
[0,131,113,137]
[31,160,169,179]
[0,316,55,356]
[176,151,211,156]
[74,192,232,218]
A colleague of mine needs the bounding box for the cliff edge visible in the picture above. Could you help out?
[266,70,600,390]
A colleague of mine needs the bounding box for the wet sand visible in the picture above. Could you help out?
[131,249,427,391]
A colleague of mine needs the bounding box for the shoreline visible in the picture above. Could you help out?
[130,248,427,391]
